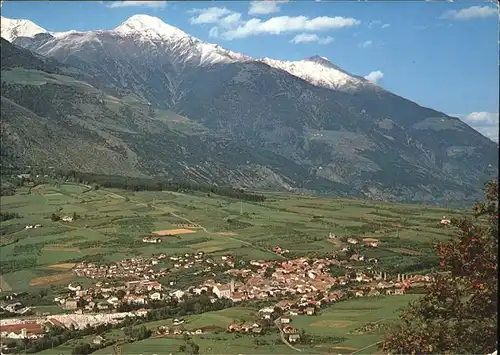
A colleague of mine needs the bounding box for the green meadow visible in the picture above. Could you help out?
[0,182,462,292]
[38,296,421,355]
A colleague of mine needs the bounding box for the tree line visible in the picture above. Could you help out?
[63,171,267,202]
[0,211,20,222]
[4,166,267,202]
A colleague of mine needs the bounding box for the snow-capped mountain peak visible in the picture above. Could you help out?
[304,55,332,66]
[114,14,188,39]
[302,55,356,76]
[259,56,367,91]
[1,14,370,91]
[0,16,47,42]
[111,15,254,66]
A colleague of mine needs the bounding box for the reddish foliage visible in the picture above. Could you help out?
[382,180,498,354]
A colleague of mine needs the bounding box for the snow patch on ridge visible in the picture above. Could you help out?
[258,56,367,91]
[1,16,47,42]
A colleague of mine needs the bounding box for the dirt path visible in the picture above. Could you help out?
[0,275,13,292]
[348,340,383,354]
[106,191,126,199]
[274,319,302,352]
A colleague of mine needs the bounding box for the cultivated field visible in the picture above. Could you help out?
[0,182,464,292]
[41,297,421,355]
[94,335,295,355]
[29,272,74,287]
[290,294,423,352]
[152,228,196,236]
[47,263,77,270]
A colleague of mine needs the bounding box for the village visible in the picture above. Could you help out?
[2,215,442,346]
[0,239,433,345]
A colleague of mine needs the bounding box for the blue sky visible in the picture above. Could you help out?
[2,0,499,141]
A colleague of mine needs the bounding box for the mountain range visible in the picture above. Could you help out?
[1,14,498,204]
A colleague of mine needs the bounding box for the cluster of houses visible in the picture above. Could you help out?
[72,252,239,281]
[281,325,301,343]
[0,322,45,340]
[57,252,259,314]
[168,252,211,270]
[272,246,290,255]
[329,233,380,249]
[440,216,451,225]
[73,255,170,280]
[196,257,383,304]
[24,224,42,230]
[0,248,436,345]
[227,322,263,335]
[0,310,149,339]
[229,320,300,343]
[155,319,205,337]
[142,236,162,244]
[211,257,342,302]
[62,250,433,318]
[259,299,319,320]
[0,302,33,316]
[225,303,317,342]
[53,279,165,312]
[190,256,433,309]
[156,326,203,336]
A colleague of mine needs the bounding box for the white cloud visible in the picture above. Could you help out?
[106,1,166,9]
[358,40,373,48]
[440,5,497,20]
[221,13,243,28]
[209,26,219,38]
[364,70,384,83]
[222,15,360,40]
[368,21,390,30]
[189,7,242,29]
[290,33,334,44]
[248,1,281,16]
[458,112,499,142]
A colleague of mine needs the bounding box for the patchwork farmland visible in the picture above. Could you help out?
[0,183,463,293]
[0,181,471,354]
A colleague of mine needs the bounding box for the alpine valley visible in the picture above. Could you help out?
[1,15,498,204]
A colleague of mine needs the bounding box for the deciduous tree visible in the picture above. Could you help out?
[382,180,498,354]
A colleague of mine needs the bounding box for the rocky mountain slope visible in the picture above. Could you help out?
[0,38,308,190]
[1,15,498,204]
